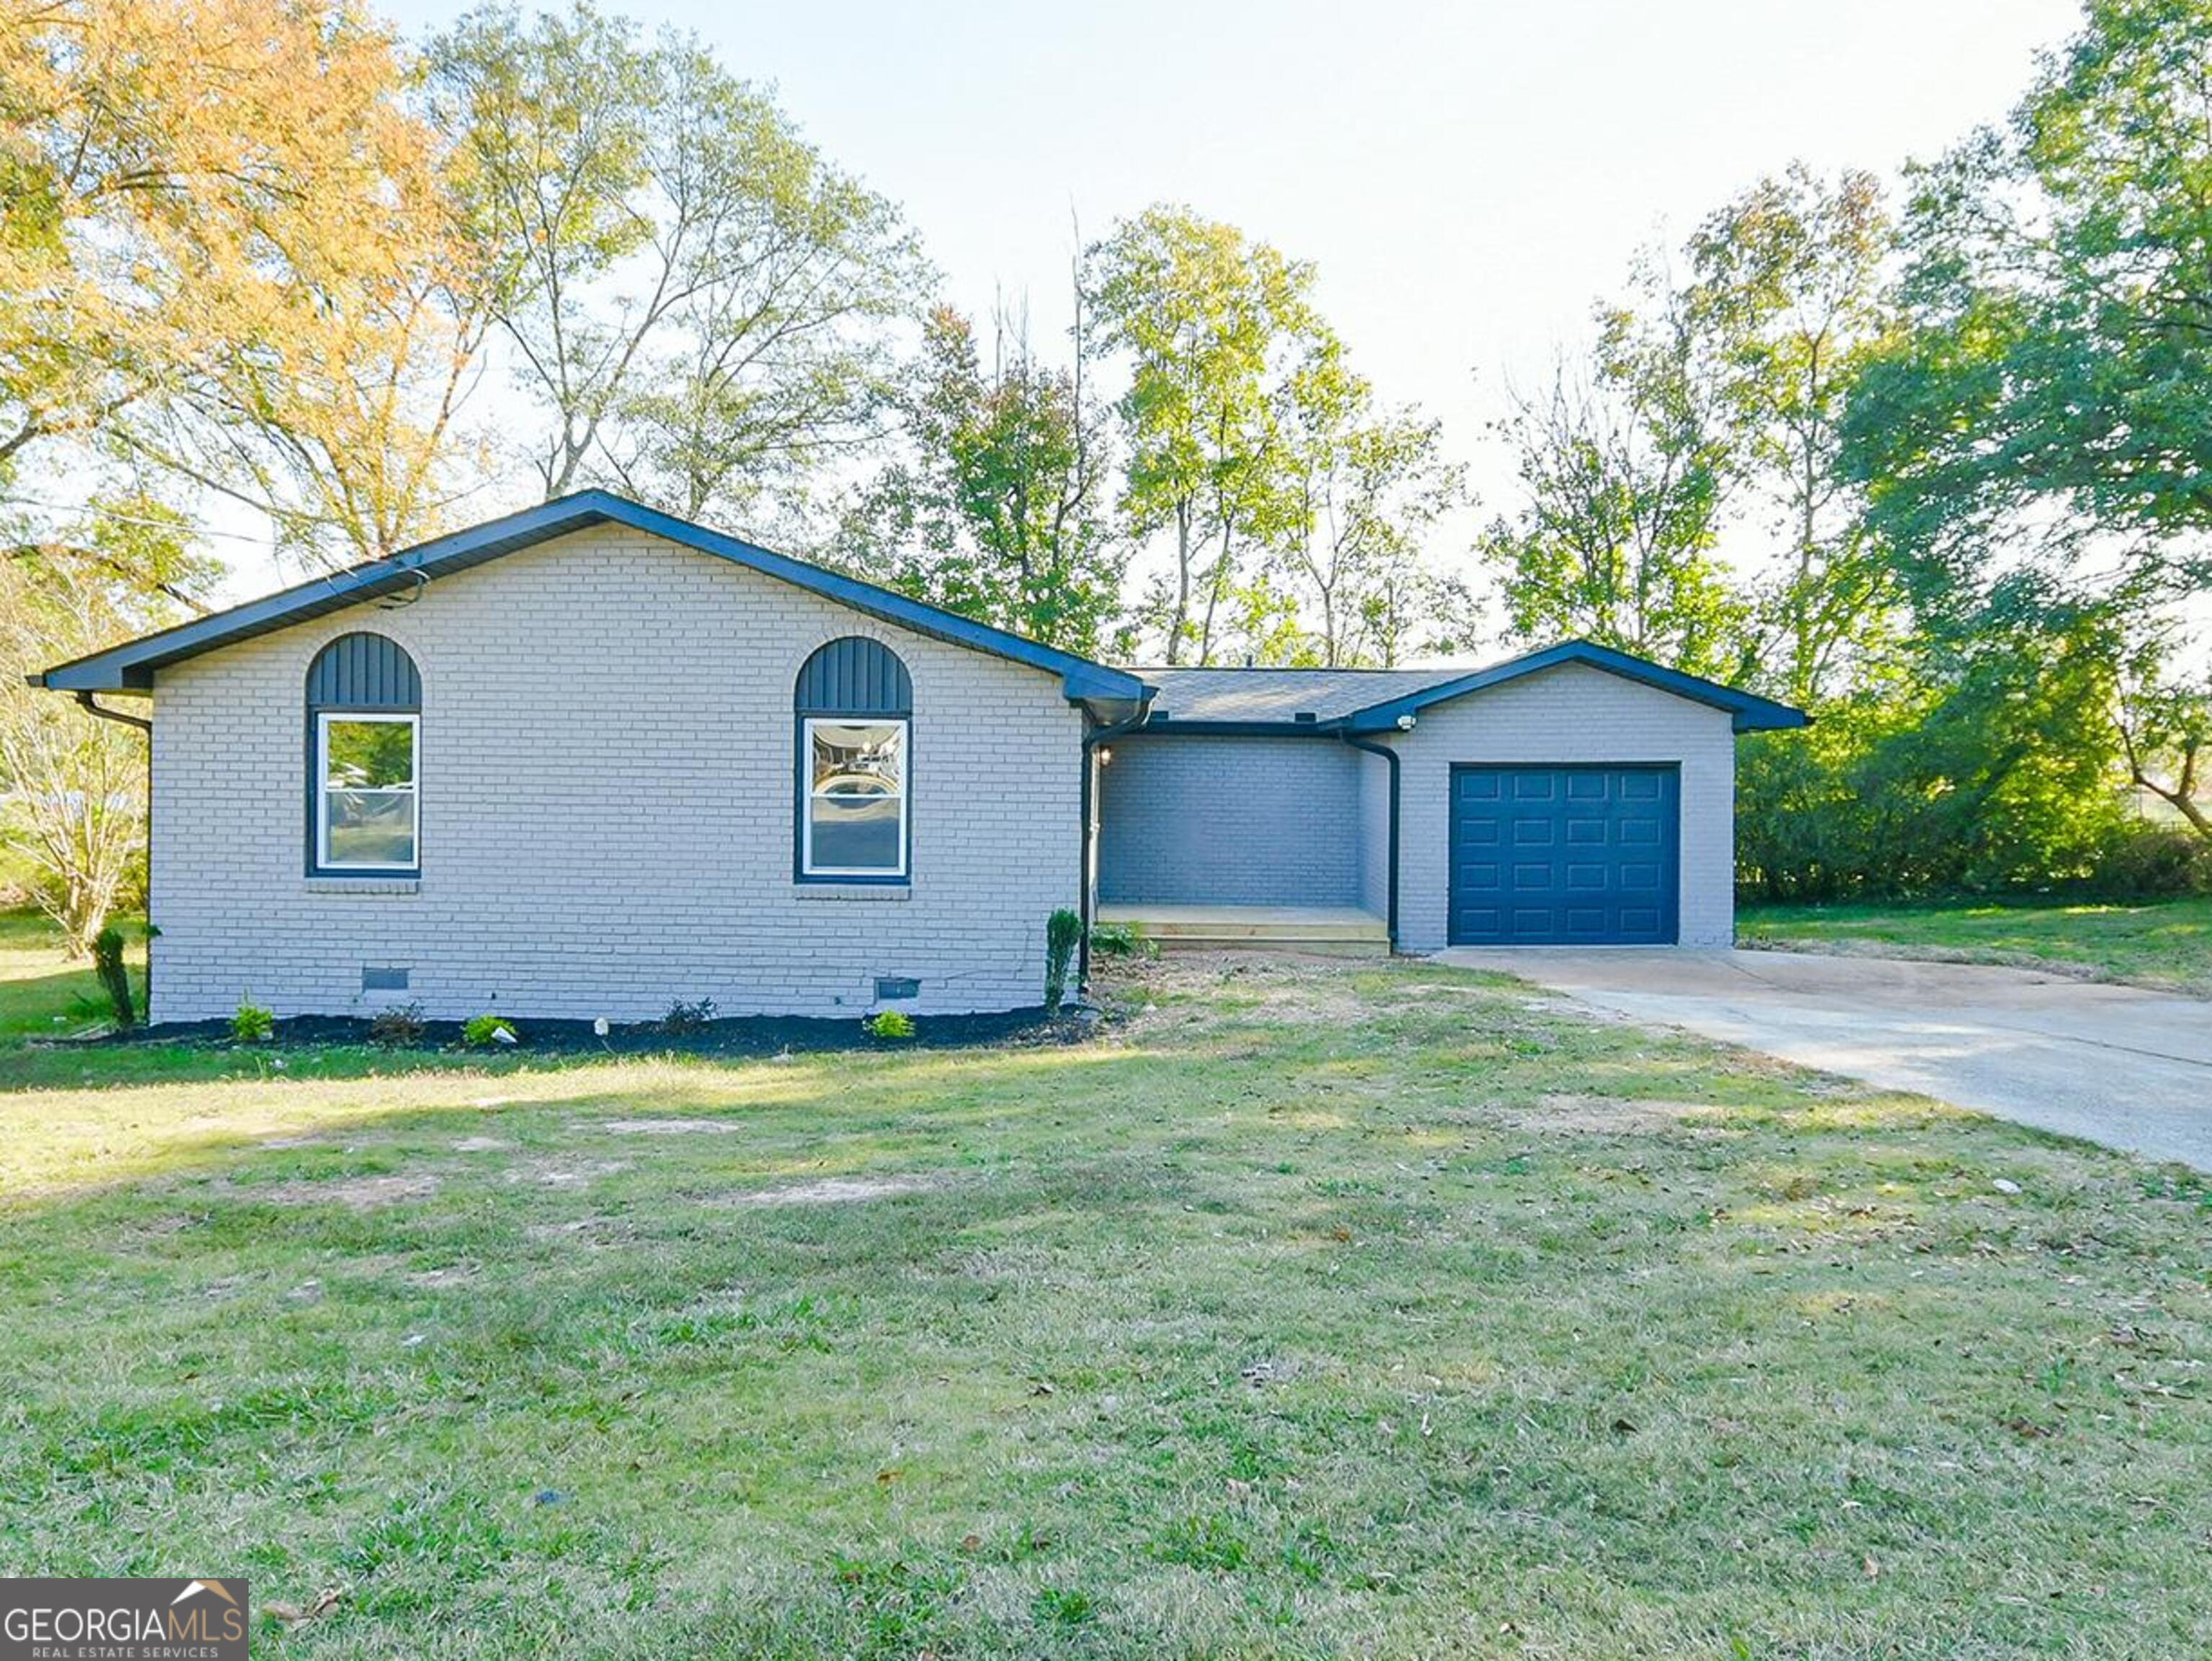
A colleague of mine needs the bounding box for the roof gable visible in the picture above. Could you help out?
[35,491,1150,707]
[1336,641,1806,734]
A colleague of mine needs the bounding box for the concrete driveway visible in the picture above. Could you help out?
[1436,946,2212,1169]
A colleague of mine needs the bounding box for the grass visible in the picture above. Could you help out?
[0,905,146,1040]
[1,913,2208,1657]
[1739,895,2212,995]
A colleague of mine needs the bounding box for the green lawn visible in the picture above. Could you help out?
[0,905,145,1041]
[1740,895,2212,995]
[1,918,2208,1657]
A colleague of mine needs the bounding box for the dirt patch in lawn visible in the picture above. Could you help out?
[258,1174,439,1209]
[510,1158,630,1189]
[603,1118,745,1136]
[719,1174,933,1207]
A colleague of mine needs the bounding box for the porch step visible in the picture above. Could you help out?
[1096,904,1390,957]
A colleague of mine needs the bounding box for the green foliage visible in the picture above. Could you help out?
[369,1001,429,1047]
[1087,921,1156,960]
[862,1009,915,1040]
[1269,341,1470,665]
[229,1001,273,1044]
[2092,825,2212,899]
[463,1014,518,1047]
[90,925,132,1030]
[1843,0,2212,611]
[427,1,928,521]
[1686,165,1901,705]
[659,997,717,1034]
[850,306,1126,655]
[1478,275,1749,681]
[1737,608,2133,900]
[1084,205,1327,665]
[1044,908,1082,1011]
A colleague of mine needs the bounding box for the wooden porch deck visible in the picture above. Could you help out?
[1096,903,1390,957]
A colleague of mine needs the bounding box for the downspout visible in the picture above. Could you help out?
[1339,730,1399,952]
[72,691,150,734]
[1078,703,1155,995]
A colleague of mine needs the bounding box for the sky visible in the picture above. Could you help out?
[222,0,2087,603]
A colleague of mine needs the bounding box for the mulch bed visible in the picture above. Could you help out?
[74,1004,1100,1057]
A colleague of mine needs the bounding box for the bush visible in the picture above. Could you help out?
[231,1000,274,1043]
[1044,908,1083,1011]
[1088,921,1156,960]
[660,996,717,1033]
[368,1001,428,1046]
[463,1014,518,1047]
[2087,824,2212,899]
[92,925,133,1030]
[863,1009,915,1040]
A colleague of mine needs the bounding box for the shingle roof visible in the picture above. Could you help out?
[1125,667,1470,725]
[36,491,1150,707]
[1119,642,1808,735]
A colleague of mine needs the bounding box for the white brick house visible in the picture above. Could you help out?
[37,492,1803,1024]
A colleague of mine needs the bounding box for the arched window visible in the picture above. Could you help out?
[795,637,910,880]
[306,633,420,875]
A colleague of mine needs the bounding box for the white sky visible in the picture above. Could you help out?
[220,0,2087,606]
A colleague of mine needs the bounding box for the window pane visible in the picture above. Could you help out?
[809,792,900,871]
[326,789,417,867]
[811,721,902,795]
[325,719,414,789]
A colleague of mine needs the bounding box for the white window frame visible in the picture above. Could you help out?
[315,710,420,873]
[801,714,909,880]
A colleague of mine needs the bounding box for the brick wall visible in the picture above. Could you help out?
[147,526,1084,1022]
[1385,662,1737,949]
[1096,733,1366,907]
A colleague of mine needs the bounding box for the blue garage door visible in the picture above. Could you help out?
[1449,766,1679,945]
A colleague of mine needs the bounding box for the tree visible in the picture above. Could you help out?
[0,501,213,952]
[1084,206,1323,664]
[848,301,1125,655]
[1270,339,1466,665]
[1480,275,1749,679]
[429,2,928,528]
[2,0,480,565]
[2118,629,2212,839]
[1688,166,1900,704]
[1844,0,2212,615]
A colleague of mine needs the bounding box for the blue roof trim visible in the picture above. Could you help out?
[34,490,1149,705]
[1336,640,1808,734]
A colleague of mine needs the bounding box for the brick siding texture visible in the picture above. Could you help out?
[1385,662,1737,950]
[1096,734,1366,907]
[148,526,1083,1022]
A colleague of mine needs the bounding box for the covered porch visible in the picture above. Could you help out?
[1093,728,1395,956]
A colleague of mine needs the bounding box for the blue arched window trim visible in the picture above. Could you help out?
[306,633,421,877]
[795,638,910,882]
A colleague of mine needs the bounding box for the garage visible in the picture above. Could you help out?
[1448,764,1679,945]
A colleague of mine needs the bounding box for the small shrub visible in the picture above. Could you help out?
[463,1014,518,1047]
[2090,823,2212,899]
[1044,907,1083,1011]
[231,1000,274,1043]
[368,1001,428,1046]
[1088,921,1157,960]
[92,925,134,1030]
[863,1009,915,1040]
[660,996,717,1033]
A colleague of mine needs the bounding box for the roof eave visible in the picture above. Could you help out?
[32,491,1147,704]
[1338,640,1808,734]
